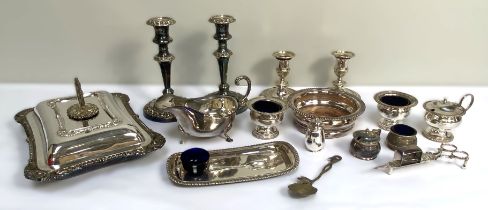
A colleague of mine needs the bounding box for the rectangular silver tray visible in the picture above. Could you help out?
[166,141,299,186]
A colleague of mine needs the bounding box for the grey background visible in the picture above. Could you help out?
[0,0,487,86]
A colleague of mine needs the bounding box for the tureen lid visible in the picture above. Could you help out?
[423,98,466,116]
[14,78,165,182]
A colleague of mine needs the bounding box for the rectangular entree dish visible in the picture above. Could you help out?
[15,92,165,182]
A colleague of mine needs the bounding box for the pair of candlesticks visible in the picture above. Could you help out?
[143,15,251,122]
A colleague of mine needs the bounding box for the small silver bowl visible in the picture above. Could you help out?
[386,124,417,151]
[248,97,287,140]
[374,90,418,131]
[288,88,365,138]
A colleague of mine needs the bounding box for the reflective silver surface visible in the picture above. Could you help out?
[422,94,474,143]
[15,92,165,182]
[374,90,418,130]
[350,128,381,160]
[331,50,360,98]
[386,124,418,151]
[288,155,341,198]
[304,119,326,152]
[205,75,252,115]
[259,50,296,101]
[247,97,287,140]
[166,141,299,186]
[288,88,365,138]
[67,78,100,120]
[143,98,177,122]
[143,16,178,122]
[376,144,469,174]
[162,94,238,142]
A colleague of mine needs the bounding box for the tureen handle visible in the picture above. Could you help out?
[459,94,474,111]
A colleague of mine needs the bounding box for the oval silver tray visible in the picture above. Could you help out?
[166,141,299,186]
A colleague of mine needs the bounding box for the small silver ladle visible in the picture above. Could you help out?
[288,155,342,198]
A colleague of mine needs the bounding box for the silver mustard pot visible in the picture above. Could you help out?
[350,129,381,160]
[422,94,474,143]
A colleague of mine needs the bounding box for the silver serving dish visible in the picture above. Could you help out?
[15,80,165,182]
[288,88,365,137]
[166,141,299,186]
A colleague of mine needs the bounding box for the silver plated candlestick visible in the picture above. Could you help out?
[287,50,365,137]
[143,17,178,122]
[331,50,360,98]
[260,50,296,101]
[205,15,251,114]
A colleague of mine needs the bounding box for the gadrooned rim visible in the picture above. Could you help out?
[287,88,366,121]
[166,141,300,186]
[374,90,418,109]
[15,92,166,182]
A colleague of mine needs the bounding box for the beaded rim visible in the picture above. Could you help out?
[287,87,366,122]
[166,141,299,186]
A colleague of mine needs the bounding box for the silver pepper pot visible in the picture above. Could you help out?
[305,119,326,152]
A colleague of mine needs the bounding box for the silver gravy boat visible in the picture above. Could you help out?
[160,91,248,142]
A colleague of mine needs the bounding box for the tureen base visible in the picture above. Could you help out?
[422,126,454,143]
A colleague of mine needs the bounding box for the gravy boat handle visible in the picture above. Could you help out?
[234,75,251,103]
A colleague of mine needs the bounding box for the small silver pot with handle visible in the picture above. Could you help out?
[305,119,326,152]
[422,94,474,143]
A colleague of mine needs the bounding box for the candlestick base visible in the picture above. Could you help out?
[259,87,295,101]
[143,99,176,122]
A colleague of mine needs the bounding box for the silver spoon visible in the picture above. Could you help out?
[288,155,342,198]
